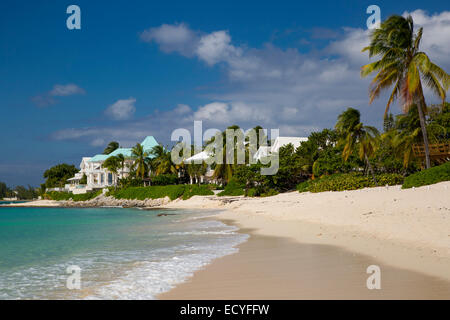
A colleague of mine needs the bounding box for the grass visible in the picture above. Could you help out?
[217,179,245,196]
[402,161,450,189]
[108,184,214,201]
[45,190,102,201]
[182,185,215,200]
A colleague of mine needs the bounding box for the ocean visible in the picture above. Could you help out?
[0,207,247,299]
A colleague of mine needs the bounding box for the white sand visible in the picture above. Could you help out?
[164,182,450,280]
[4,200,61,207]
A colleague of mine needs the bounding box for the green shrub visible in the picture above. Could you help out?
[45,190,101,201]
[218,178,245,196]
[109,185,186,201]
[118,177,144,188]
[246,188,257,197]
[208,183,224,190]
[260,189,279,197]
[245,186,278,197]
[402,162,450,189]
[182,185,214,200]
[296,181,310,193]
[297,173,404,193]
[109,184,214,201]
[151,174,179,186]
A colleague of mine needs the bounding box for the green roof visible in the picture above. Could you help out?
[108,148,133,158]
[88,136,159,162]
[89,154,110,162]
[141,136,159,151]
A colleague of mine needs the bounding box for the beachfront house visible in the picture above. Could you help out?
[65,136,159,194]
[253,136,308,161]
[184,151,216,184]
[183,136,308,184]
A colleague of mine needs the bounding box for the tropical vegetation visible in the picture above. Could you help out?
[107,184,213,201]
[103,141,119,155]
[42,164,79,189]
[36,14,449,202]
[402,161,450,189]
[45,190,102,201]
[0,181,39,200]
[361,15,449,169]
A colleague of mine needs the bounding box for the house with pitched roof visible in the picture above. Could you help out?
[253,136,308,161]
[66,136,159,194]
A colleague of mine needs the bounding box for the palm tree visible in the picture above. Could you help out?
[150,145,177,175]
[131,143,149,179]
[336,108,380,185]
[103,141,119,155]
[102,156,120,187]
[392,106,446,168]
[361,15,449,169]
[186,163,207,185]
[116,153,126,178]
[211,125,242,183]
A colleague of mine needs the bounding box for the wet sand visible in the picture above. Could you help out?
[159,225,450,300]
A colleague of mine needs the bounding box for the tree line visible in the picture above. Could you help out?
[0,182,39,200]
[40,14,449,196]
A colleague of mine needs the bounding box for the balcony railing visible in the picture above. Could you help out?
[412,142,450,157]
[412,141,450,167]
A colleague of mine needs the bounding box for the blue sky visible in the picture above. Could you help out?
[0,0,449,186]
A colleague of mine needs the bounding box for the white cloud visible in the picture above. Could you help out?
[51,105,193,147]
[196,31,241,65]
[52,10,450,146]
[193,102,230,121]
[49,84,85,96]
[141,25,241,66]
[104,97,136,120]
[91,138,106,147]
[403,10,450,68]
[326,28,371,66]
[174,104,192,114]
[32,83,85,107]
[140,23,197,56]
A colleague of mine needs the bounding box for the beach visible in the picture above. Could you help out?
[160,182,450,299]
[7,182,450,299]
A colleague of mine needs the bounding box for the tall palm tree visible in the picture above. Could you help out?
[116,153,126,178]
[131,143,149,179]
[361,15,449,169]
[103,156,120,187]
[103,141,119,155]
[150,145,177,175]
[336,108,380,185]
[211,125,242,183]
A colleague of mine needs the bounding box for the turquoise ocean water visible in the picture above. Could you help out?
[0,207,247,299]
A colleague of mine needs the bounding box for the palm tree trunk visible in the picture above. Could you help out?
[415,84,431,169]
[364,154,378,186]
[416,101,431,169]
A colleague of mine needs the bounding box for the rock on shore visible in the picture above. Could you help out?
[60,194,172,208]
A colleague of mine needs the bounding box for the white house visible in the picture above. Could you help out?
[253,136,308,161]
[184,151,216,184]
[65,136,159,194]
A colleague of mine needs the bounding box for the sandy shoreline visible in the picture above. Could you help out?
[160,220,450,299]
[2,200,61,207]
[159,182,450,299]
[6,182,450,298]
